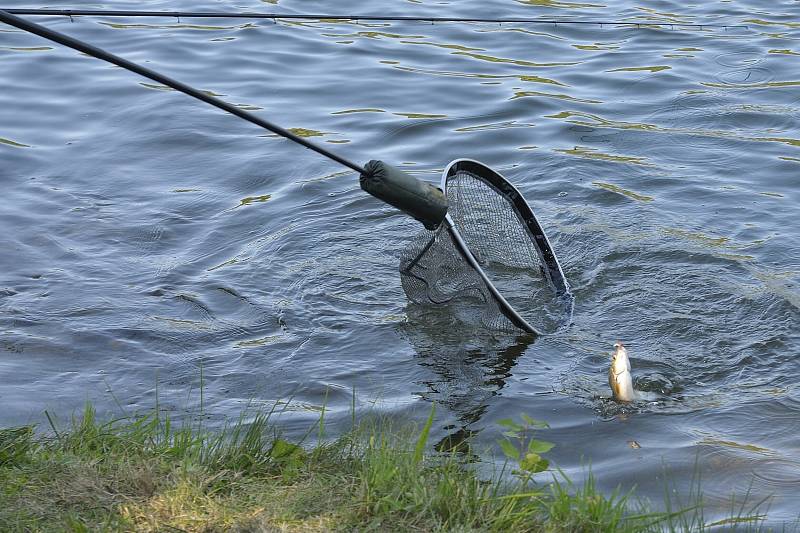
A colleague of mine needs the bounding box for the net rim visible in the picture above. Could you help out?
[440,158,573,335]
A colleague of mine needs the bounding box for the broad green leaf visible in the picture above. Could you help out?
[497,418,523,432]
[498,439,520,460]
[527,439,555,454]
[520,453,549,473]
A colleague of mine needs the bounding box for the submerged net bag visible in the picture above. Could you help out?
[400,159,573,335]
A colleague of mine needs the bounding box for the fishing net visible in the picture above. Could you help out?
[400,159,573,335]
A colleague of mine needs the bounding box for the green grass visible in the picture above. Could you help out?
[0,402,770,532]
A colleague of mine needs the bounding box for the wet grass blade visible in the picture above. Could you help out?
[413,403,435,465]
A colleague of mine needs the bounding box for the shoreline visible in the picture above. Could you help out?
[0,403,771,531]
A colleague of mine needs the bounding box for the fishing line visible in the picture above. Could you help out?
[3,8,748,30]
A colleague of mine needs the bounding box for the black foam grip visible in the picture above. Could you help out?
[360,160,448,230]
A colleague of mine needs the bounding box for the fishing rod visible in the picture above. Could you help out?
[0,9,450,229]
[3,8,747,30]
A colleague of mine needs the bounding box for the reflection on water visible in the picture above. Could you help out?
[400,306,534,453]
[1,0,800,526]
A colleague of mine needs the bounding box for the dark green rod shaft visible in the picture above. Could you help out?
[0,9,367,175]
[2,9,747,28]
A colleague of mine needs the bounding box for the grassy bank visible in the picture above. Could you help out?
[0,404,765,532]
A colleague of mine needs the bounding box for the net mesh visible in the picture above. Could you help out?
[400,169,568,334]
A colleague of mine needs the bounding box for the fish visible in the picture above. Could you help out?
[609,341,637,402]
